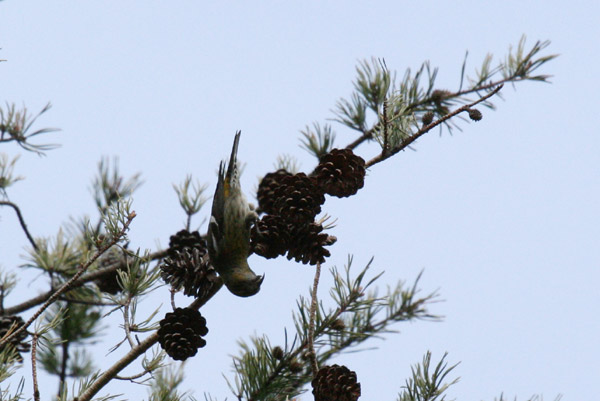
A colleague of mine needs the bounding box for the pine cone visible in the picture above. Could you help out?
[157,308,208,361]
[287,223,336,265]
[272,173,325,225]
[431,89,451,105]
[251,214,291,259]
[0,316,30,362]
[95,246,128,294]
[160,247,218,299]
[312,364,361,401]
[257,169,293,215]
[313,149,365,198]
[468,108,483,121]
[422,111,434,126]
[168,230,206,256]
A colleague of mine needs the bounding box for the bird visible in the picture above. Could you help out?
[207,131,264,297]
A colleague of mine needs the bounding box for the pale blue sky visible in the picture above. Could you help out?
[1,1,598,400]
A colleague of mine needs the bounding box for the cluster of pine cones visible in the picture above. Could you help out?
[156,148,366,367]
[257,149,365,400]
[252,148,365,265]
[157,230,218,360]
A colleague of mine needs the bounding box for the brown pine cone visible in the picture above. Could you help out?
[468,108,483,121]
[251,214,291,259]
[313,149,365,198]
[312,364,361,401]
[168,230,207,257]
[160,247,218,299]
[157,308,208,361]
[272,173,325,225]
[257,169,293,215]
[422,111,434,126]
[0,316,30,362]
[286,223,336,265]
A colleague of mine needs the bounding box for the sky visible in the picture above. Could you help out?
[1,1,599,400]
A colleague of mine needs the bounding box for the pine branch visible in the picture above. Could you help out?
[0,212,135,350]
[332,37,557,163]
[366,85,503,168]
[397,351,459,401]
[0,102,59,155]
[231,260,440,400]
[2,248,167,316]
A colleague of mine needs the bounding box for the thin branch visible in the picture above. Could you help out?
[0,200,38,251]
[76,280,222,401]
[307,261,322,376]
[404,77,508,113]
[366,85,503,167]
[0,213,135,349]
[57,297,118,307]
[123,298,136,348]
[382,99,389,157]
[115,370,150,381]
[170,289,177,311]
[31,332,40,401]
[58,342,69,397]
[454,74,528,101]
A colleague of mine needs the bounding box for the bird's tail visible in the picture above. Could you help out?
[225,131,241,185]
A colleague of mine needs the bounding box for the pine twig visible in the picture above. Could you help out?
[3,248,167,316]
[366,84,503,167]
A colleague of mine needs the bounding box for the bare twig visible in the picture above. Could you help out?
[0,200,38,251]
[58,342,69,397]
[115,370,150,381]
[57,297,118,307]
[31,332,40,401]
[170,288,177,311]
[0,213,135,349]
[382,99,389,157]
[366,85,503,167]
[307,261,322,377]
